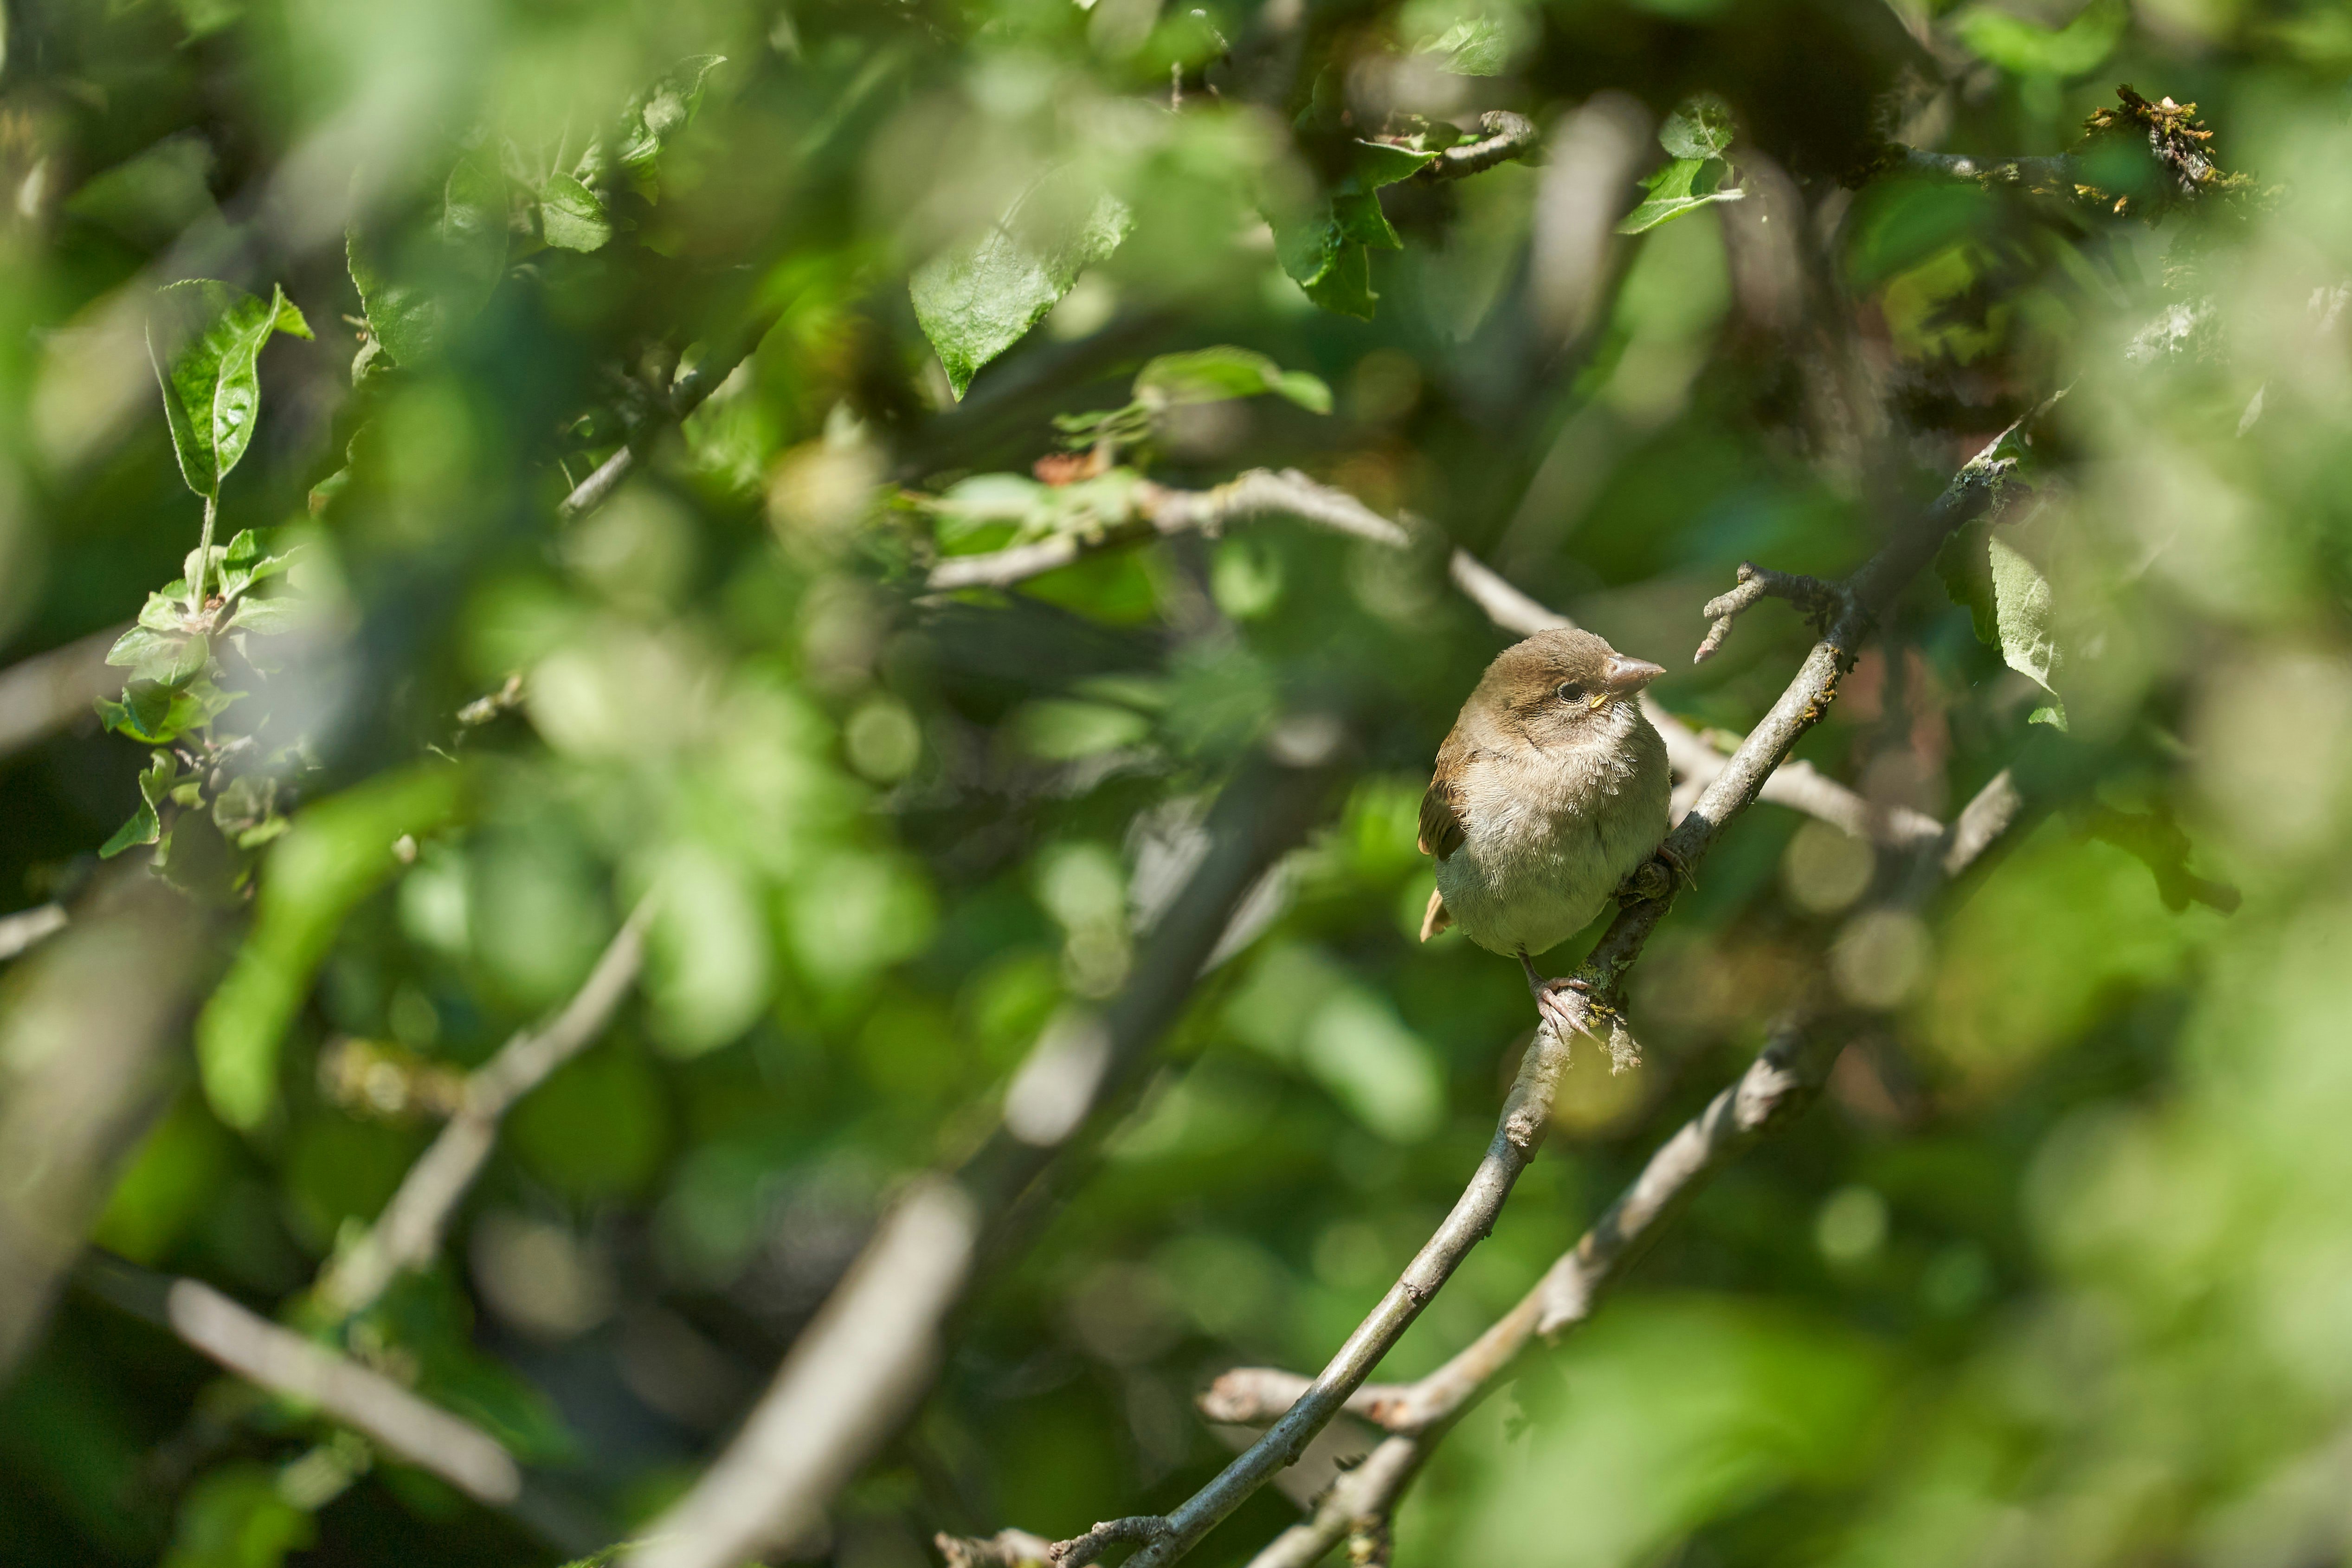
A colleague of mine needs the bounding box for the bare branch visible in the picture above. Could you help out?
[1427,111,1541,180]
[624,750,1341,1568]
[1053,1517,1172,1565]
[0,624,126,764]
[557,327,769,521]
[1085,407,2045,1568]
[0,903,68,963]
[1942,767,2025,881]
[0,876,207,1376]
[941,472,1939,848]
[1893,148,2076,193]
[313,895,656,1318]
[1222,761,2048,1565]
[1695,561,1848,664]
[925,468,1407,594]
[629,1175,981,1568]
[937,1529,1060,1567]
[1197,1368,1408,1428]
[79,1254,523,1505]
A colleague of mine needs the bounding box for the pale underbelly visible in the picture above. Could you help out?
[1434,811,1656,957]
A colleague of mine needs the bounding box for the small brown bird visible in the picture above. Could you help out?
[1418,628,1673,1035]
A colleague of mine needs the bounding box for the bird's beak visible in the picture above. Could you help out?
[1600,654,1667,695]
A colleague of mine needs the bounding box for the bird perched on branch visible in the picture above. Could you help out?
[1418,628,1673,1037]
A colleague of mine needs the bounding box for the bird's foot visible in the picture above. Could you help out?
[1518,950,1595,1038]
[1532,976,1597,1039]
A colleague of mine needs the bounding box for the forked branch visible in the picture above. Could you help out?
[956,411,2043,1568]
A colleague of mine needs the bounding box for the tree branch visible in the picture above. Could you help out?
[0,902,68,963]
[77,1253,523,1506]
[0,623,129,764]
[312,894,656,1318]
[981,408,2044,1568]
[623,747,1344,1568]
[1222,755,2035,1566]
[0,876,208,1377]
[1694,562,1848,664]
[936,471,1943,848]
[557,324,773,521]
[1427,111,1541,180]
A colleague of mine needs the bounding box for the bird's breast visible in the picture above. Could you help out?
[1431,720,1669,958]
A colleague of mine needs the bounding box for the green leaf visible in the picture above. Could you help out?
[1132,347,1332,414]
[224,595,306,636]
[346,147,510,367]
[100,751,179,859]
[161,1462,316,1568]
[1659,93,1736,161]
[910,167,1135,398]
[147,280,311,498]
[104,626,209,687]
[195,765,463,1129]
[612,54,725,185]
[1988,532,2068,730]
[1617,156,1746,234]
[1956,0,2125,77]
[205,528,297,604]
[1333,188,1403,250]
[1349,141,1442,192]
[1266,140,1437,320]
[928,468,1143,546]
[1415,17,1512,76]
[96,678,235,744]
[538,173,613,252]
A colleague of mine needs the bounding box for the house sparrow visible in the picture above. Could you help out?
[1418,628,1672,1036]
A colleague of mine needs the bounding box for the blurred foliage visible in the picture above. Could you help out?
[0,1,2349,1568]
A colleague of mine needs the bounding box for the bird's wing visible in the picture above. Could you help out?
[1419,886,1452,942]
[1417,734,1469,861]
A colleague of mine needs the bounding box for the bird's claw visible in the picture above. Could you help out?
[1531,974,1594,1039]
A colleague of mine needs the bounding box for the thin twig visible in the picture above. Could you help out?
[557,327,771,521]
[1694,561,1849,664]
[1220,758,2037,1565]
[0,876,206,1376]
[1060,408,2045,1568]
[0,623,129,763]
[938,471,1942,848]
[78,1253,522,1505]
[0,903,67,962]
[937,1529,1061,1567]
[1894,147,2077,193]
[1427,111,1541,179]
[312,894,657,1318]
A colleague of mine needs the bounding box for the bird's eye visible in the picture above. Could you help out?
[1555,681,1583,703]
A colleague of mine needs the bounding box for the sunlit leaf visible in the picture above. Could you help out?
[1988,531,2068,729]
[1131,347,1332,414]
[1268,140,1437,320]
[910,167,1135,398]
[346,146,510,366]
[1659,93,1736,160]
[611,54,725,186]
[147,280,312,498]
[99,750,178,858]
[1618,156,1745,234]
[1956,0,2125,77]
[1415,16,1512,76]
[539,173,613,252]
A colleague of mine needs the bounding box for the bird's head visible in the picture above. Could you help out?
[1476,628,1665,751]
